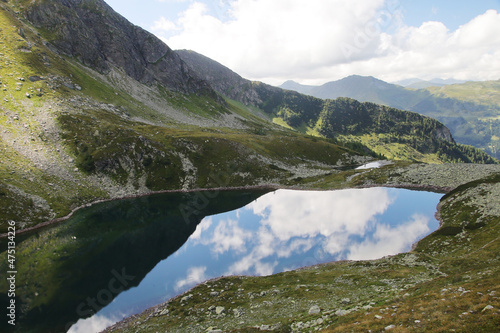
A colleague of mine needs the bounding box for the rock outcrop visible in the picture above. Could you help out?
[433,125,455,143]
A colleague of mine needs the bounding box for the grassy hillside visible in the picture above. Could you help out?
[316,98,496,164]
[254,82,495,164]
[253,86,495,164]
[423,80,500,158]
[279,75,500,159]
[425,80,500,107]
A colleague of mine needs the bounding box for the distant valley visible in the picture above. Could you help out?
[279,76,500,159]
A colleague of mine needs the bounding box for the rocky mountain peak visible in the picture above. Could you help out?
[20,0,215,95]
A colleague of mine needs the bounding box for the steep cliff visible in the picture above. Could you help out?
[22,0,214,95]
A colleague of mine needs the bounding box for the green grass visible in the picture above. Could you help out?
[157,84,229,119]
[336,134,442,163]
[226,98,272,125]
[425,80,500,108]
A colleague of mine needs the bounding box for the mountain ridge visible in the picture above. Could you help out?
[393,77,467,88]
[177,50,495,164]
[278,75,500,158]
[22,0,216,96]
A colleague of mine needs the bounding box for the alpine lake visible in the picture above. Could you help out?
[0,183,443,333]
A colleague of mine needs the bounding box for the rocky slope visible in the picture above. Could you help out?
[22,0,214,96]
[176,50,262,106]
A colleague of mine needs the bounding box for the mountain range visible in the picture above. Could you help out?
[393,78,466,89]
[178,50,494,163]
[279,76,500,159]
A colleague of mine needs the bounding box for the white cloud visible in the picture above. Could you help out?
[223,188,395,276]
[193,216,250,255]
[209,218,250,254]
[189,188,438,279]
[175,266,207,290]
[190,216,212,240]
[224,251,278,276]
[254,260,278,276]
[151,1,500,85]
[249,188,393,241]
[150,16,178,33]
[323,233,351,256]
[276,238,315,258]
[152,0,387,82]
[374,9,500,82]
[456,9,500,48]
[347,214,430,260]
[68,314,118,333]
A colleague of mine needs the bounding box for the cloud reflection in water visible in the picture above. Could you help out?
[192,188,437,276]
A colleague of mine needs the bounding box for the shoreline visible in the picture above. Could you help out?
[0,181,451,239]
[0,184,280,239]
[101,185,451,333]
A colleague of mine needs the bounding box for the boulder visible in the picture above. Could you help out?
[308,305,321,315]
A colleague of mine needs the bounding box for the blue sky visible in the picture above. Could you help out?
[398,0,500,30]
[105,0,500,33]
[104,0,500,85]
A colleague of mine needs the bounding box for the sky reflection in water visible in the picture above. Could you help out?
[70,187,441,333]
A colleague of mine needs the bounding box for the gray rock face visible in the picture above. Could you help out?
[177,49,263,106]
[23,0,215,95]
[433,126,455,143]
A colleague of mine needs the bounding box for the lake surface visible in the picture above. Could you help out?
[0,187,442,333]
